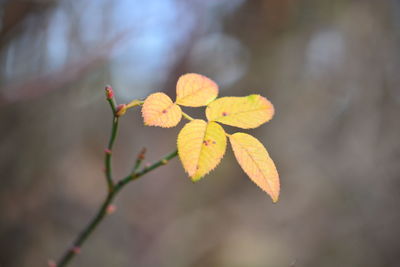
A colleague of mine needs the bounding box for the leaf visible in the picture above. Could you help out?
[206,94,274,129]
[229,132,279,202]
[177,120,227,181]
[176,73,218,107]
[142,92,182,128]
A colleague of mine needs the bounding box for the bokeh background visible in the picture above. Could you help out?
[1,0,400,266]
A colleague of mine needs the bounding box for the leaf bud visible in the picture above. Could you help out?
[116,104,127,117]
[47,260,57,267]
[105,85,114,100]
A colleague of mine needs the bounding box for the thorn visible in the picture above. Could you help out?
[137,148,146,160]
[104,148,112,155]
[106,204,117,215]
[47,260,57,267]
[71,246,81,254]
[144,162,151,168]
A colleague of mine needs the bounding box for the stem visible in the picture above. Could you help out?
[56,150,178,267]
[182,111,194,121]
[118,150,178,189]
[103,92,120,192]
[104,115,119,191]
[132,148,146,173]
[106,96,117,114]
[56,191,116,266]
[55,90,178,266]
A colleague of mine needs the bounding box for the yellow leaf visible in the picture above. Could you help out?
[229,133,280,202]
[142,92,182,128]
[206,95,274,129]
[176,73,218,107]
[177,120,227,181]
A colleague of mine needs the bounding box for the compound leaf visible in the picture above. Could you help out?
[229,132,280,202]
[206,95,274,129]
[176,73,218,107]
[142,92,182,128]
[177,120,227,181]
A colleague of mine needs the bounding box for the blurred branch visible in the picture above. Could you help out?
[0,0,56,50]
[0,31,128,105]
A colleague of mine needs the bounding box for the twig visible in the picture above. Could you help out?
[104,86,118,192]
[55,150,178,267]
[55,87,178,267]
[132,147,146,173]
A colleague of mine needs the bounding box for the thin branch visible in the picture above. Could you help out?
[132,147,146,173]
[55,191,117,266]
[56,150,178,267]
[55,87,179,266]
[104,87,118,191]
[117,150,178,189]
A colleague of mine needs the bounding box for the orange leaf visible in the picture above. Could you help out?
[177,120,227,181]
[142,92,182,128]
[206,95,274,129]
[176,73,218,107]
[229,132,280,202]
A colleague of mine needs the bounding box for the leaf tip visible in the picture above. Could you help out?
[271,193,280,203]
[190,175,203,182]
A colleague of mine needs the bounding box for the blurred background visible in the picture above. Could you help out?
[1,0,400,266]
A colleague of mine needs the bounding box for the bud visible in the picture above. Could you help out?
[105,85,114,100]
[104,148,112,155]
[71,246,81,254]
[137,148,146,160]
[106,204,117,215]
[47,260,57,267]
[116,104,127,117]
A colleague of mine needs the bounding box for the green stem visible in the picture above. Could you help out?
[56,150,178,267]
[182,111,194,121]
[56,191,116,266]
[106,97,117,114]
[104,115,119,191]
[118,150,178,189]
